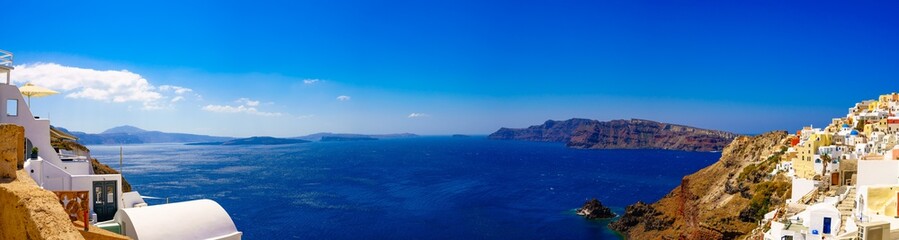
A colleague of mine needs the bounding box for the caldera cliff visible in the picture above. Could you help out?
[609,131,791,239]
[489,118,739,152]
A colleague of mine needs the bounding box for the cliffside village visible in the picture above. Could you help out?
[764,93,899,240]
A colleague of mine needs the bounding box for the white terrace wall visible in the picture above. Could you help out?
[858,159,899,187]
[0,84,60,165]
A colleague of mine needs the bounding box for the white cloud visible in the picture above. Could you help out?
[159,85,193,94]
[11,63,170,109]
[337,95,351,101]
[202,98,282,117]
[159,85,198,104]
[303,79,320,85]
[408,113,430,118]
[236,98,260,107]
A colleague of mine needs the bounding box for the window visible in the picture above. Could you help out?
[95,187,102,204]
[106,186,114,203]
[6,99,16,116]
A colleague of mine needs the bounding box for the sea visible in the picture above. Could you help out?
[88,136,719,239]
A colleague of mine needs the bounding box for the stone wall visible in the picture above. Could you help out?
[0,123,84,240]
[0,171,84,240]
[0,124,24,179]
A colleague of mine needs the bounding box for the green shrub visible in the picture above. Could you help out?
[739,181,789,222]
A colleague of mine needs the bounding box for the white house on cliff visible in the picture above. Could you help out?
[0,49,240,239]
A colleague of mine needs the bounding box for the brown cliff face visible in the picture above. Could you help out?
[609,131,790,240]
[1,171,85,240]
[1,125,84,240]
[488,118,595,142]
[488,118,738,152]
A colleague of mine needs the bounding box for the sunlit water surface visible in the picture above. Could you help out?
[89,137,719,239]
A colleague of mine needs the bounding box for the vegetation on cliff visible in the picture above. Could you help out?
[609,131,790,239]
[488,118,739,152]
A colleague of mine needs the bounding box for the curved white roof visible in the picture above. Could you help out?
[119,199,241,240]
[807,202,840,214]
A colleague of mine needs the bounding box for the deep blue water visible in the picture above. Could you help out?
[88,137,719,239]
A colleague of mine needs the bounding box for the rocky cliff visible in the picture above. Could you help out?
[609,131,791,239]
[0,171,84,240]
[576,198,616,219]
[489,118,595,142]
[488,118,739,152]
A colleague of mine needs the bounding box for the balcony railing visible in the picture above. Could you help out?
[0,49,12,68]
[58,149,90,162]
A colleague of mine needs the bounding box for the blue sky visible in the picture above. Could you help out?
[3,1,899,137]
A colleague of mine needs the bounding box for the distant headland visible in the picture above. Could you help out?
[186,136,310,146]
[58,125,420,145]
[59,125,233,145]
[293,132,418,141]
[488,118,739,152]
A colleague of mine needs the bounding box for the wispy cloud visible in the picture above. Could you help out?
[202,98,282,117]
[236,98,260,107]
[408,113,430,118]
[159,84,200,105]
[158,85,193,94]
[337,95,351,101]
[303,79,321,85]
[11,63,186,110]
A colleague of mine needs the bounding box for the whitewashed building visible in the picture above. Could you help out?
[0,49,240,239]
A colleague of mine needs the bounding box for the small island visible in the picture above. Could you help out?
[186,136,310,146]
[293,132,418,141]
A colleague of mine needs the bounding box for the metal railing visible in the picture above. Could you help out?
[58,149,90,162]
[0,49,12,68]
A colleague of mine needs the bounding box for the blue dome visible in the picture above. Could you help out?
[842,124,850,128]
[850,130,859,135]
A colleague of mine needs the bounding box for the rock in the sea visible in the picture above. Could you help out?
[576,198,615,219]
